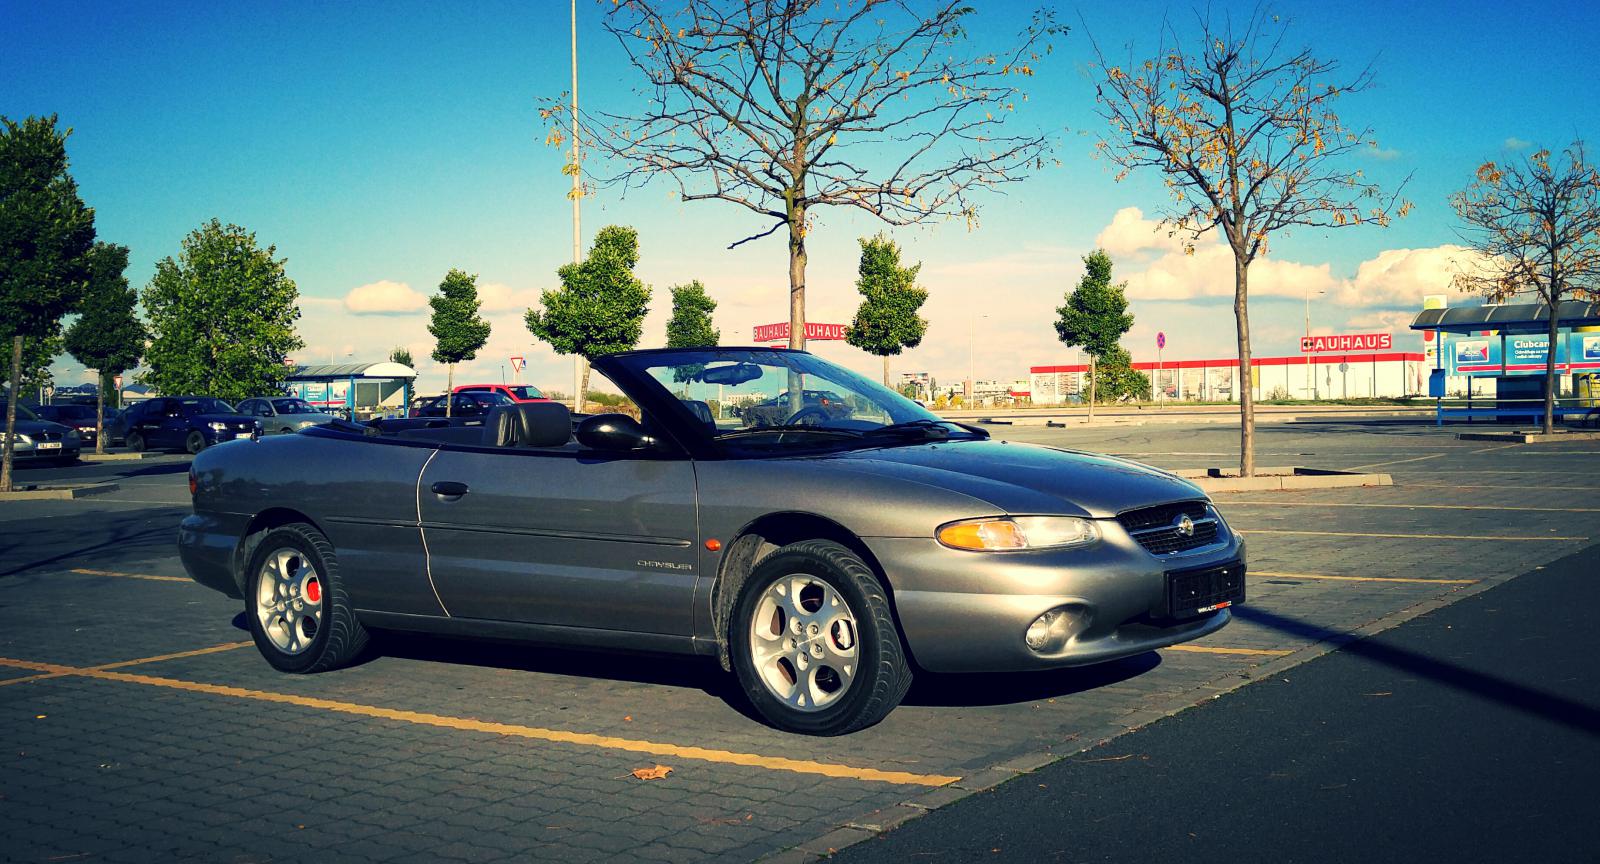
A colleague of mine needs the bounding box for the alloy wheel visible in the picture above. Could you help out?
[254,548,324,655]
[747,574,860,712]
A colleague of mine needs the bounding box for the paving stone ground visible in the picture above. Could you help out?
[1,422,1595,862]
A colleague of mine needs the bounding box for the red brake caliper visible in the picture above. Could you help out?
[304,578,322,604]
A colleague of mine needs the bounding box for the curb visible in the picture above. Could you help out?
[0,482,119,501]
[80,452,157,461]
[1456,430,1600,444]
[1172,466,1392,493]
[756,543,1578,864]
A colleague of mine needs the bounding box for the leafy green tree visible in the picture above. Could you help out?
[665,280,719,385]
[142,219,304,403]
[1090,345,1151,403]
[65,243,145,453]
[3,334,64,395]
[846,234,928,385]
[526,226,651,409]
[1054,250,1135,421]
[387,346,414,368]
[427,269,492,417]
[1,115,96,491]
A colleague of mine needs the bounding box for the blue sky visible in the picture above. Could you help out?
[6,0,1597,392]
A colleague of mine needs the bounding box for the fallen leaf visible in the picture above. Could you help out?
[623,715,633,722]
[35,715,45,720]
[632,764,673,781]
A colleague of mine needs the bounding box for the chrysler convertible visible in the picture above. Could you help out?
[179,347,1244,735]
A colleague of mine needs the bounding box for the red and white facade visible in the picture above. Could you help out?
[1029,351,1428,404]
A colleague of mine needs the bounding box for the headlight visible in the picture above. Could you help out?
[936,516,1099,552]
[13,433,32,445]
[208,421,228,431]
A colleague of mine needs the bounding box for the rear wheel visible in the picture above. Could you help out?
[126,431,145,453]
[244,523,368,673]
[730,540,912,736]
[185,430,207,454]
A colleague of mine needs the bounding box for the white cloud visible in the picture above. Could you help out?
[344,280,428,315]
[1094,206,1187,259]
[477,281,542,313]
[1334,245,1485,306]
[1504,136,1533,151]
[1343,309,1417,332]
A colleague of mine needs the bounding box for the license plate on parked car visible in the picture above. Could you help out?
[37,442,62,451]
[1165,560,1245,618]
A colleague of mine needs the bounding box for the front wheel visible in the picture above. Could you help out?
[730,540,912,736]
[244,523,368,673]
[126,431,145,453]
[185,430,207,455]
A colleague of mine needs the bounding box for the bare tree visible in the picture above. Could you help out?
[1089,9,1407,475]
[1451,141,1600,434]
[548,0,1062,357]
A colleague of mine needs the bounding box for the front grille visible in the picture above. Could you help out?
[1118,500,1223,556]
[40,431,62,442]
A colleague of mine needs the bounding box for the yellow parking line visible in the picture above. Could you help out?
[0,641,251,687]
[0,656,959,787]
[1252,571,1477,585]
[1225,501,1600,513]
[1243,529,1585,541]
[1164,645,1292,657]
[1345,453,1447,471]
[70,568,189,583]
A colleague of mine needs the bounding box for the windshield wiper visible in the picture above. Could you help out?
[864,419,989,440]
[717,424,864,440]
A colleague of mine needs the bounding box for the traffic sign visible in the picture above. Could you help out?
[1157,331,1166,350]
[1338,361,1350,373]
[113,375,123,389]
[509,355,525,373]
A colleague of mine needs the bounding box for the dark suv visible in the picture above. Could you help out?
[114,397,261,454]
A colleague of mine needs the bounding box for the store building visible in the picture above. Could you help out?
[1029,350,1428,404]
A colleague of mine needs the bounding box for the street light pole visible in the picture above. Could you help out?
[569,0,584,412]
[1304,288,1325,400]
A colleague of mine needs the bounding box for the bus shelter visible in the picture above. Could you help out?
[283,361,416,420]
[1409,300,1600,424]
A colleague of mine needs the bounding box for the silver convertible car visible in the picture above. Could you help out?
[180,348,1244,735]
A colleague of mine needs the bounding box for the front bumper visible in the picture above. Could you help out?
[866,522,1245,673]
[10,444,80,462]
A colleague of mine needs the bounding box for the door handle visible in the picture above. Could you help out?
[430,481,470,498]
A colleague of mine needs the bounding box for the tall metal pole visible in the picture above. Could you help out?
[570,0,585,412]
[1304,289,1312,400]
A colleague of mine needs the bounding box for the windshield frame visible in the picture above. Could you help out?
[596,347,958,459]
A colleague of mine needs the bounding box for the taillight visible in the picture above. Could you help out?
[188,470,198,496]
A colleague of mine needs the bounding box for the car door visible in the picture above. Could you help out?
[128,399,170,447]
[417,445,700,635]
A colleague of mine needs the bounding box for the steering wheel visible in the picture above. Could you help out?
[785,406,830,426]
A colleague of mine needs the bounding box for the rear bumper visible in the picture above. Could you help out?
[866,527,1245,673]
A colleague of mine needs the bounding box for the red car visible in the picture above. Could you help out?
[451,384,548,403]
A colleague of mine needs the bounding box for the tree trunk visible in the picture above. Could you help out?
[445,363,454,418]
[1,335,23,492]
[882,355,890,387]
[786,204,807,416]
[1087,355,1096,423]
[95,372,106,455]
[579,359,592,414]
[1543,296,1559,434]
[1234,256,1256,477]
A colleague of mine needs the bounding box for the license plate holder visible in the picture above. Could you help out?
[1165,559,1245,619]
[37,442,62,451]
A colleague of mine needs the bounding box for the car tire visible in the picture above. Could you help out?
[126,431,145,453]
[185,430,207,454]
[729,540,912,736]
[244,523,369,674]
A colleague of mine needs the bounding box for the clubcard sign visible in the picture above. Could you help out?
[1299,332,1392,353]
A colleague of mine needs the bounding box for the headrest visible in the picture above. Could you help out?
[484,402,573,448]
[681,399,715,429]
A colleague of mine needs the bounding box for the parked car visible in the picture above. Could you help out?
[407,390,513,418]
[740,388,853,426]
[115,397,260,454]
[453,384,548,403]
[0,402,82,465]
[179,347,1244,736]
[234,397,341,435]
[35,404,103,446]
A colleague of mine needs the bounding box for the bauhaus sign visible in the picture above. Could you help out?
[753,322,847,342]
[1299,332,1392,353]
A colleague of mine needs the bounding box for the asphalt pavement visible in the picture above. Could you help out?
[834,543,1600,864]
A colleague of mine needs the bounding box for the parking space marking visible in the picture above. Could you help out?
[1224,501,1600,513]
[1164,645,1292,657]
[1252,571,1477,585]
[70,568,189,583]
[0,641,252,687]
[1243,529,1586,541]
[0,656,961,787]
[1404,483,1600,491]
[1345,453,1448,470]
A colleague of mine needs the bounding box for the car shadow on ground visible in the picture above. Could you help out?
[0,511,184,579]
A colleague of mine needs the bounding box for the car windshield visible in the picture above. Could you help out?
[464,392,513,406]
[177,398,234,415]
[271,399,321,414]
[504,385,543,399]
[614,349,983,450]
[0,403,41,422]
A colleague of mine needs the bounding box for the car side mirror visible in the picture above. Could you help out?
[575,413,654,451]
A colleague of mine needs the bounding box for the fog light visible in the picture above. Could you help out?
[1025,610,1063,651]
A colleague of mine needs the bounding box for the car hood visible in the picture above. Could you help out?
[190,413,255,425]
[820,439,1206,519]
[0,419,71,435]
